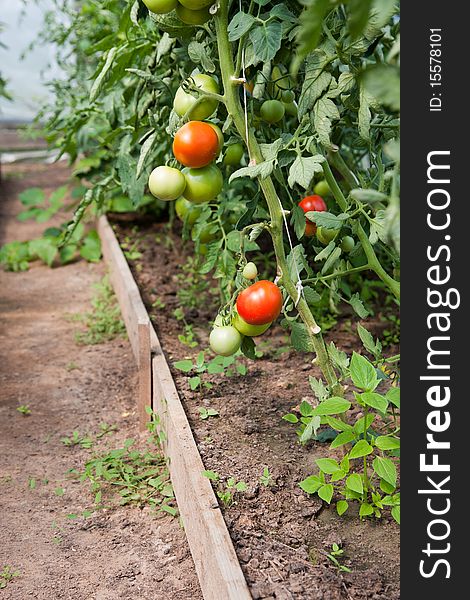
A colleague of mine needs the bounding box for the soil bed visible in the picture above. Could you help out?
[112,215,400,600]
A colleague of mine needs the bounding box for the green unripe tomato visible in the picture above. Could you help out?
[196,223,219,244]
[280,89,295,103]
[182,164,223,204]
[175,3,211,25]
[206,122,224,154]
[148,166,186,201]
[260,100,285,124]
[178,0,213,8]
[175,197,202,226]
[242,262,258,280]
[209,326,242,357]
[142,0,177,14]
[232,313,270,337]
[340,236,355,253]
[314,179,331,197]
[283,101,298,118]
[173,74,219,121]
[223,143,244,166]
[316,226,339,245]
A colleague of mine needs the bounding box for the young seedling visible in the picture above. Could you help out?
[198,407,219,420]
[174,351,247,391]
[72,277,126,345]
[325,543,352,573]
[260,467,274,487]
[60,431,93,449]
[202,470,247,507]
[0,566,20,589]
[16,405,31,416]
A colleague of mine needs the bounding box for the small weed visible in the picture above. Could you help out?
[151,297,166,310]
[71,410,176,516]
[174,350,247,391]
[16,405,31,416]
[54,487,65,496]
[381,314,400,347]
[0,566,20,589]
[61,431,93,449]
[325,543,352,573]
[198,407,219,420]
[176,257,213,312]
[65,361,80,371]
[28,477,36,490]
[202,471,247,507]
[260,467,274,487]
[73,277,126,345]
[120,231,142,261]
[173,310,199,348]
[96,423,118,438]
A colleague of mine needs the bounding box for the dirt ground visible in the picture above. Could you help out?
[0,163,202,599]
[112,217,401,600]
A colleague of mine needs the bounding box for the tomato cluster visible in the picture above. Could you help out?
[143,0,214,25]
[209,263,283,357]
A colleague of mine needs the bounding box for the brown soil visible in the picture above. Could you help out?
[0,164,202,599]
[111,216,400,600]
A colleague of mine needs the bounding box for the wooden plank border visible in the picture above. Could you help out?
[97,215,251,600]
[97,215,151,431]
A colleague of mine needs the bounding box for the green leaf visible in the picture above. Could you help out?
[293,3,331,75]
[350,352,379,392]
[290,321,314,353]
[288,155,323,189]
[299,400,315,417]
[229,161,274,183]
[346,473,363,495]
[359,502,374,517]
[299,416,321,444]
[327,342,350,374]
[90,46,118,103]
[336,500,349,516]
[299,475,322,494]
[304,287,322,306]
[348,440,374,459]
[391,505,400,524]
[80,230,102,263]
[386,387,400,408]
[202,470,219,481]
[28,238,57,267]
[228,12,256,41]
[330,430,356,449]
[350,188,388,204]
[305,211,349,230]
[312,397,351,416]
[347,0,374,39]
[362,65,400,111]
[173,360,193,373]
[19,187,45,206]
[282,413,299,424]
[318,483,334,504]
[373,456,397,487]
[309,376,329,402]
[241,336,257,360]
[249,21,283,65]
[360,392,389,413]
[375,436,400,451]
[315,458,341,475]
[350,294,369,319]
[313,96,340,148]
[357,323,382,358]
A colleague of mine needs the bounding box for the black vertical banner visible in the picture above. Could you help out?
[402,3,466,598]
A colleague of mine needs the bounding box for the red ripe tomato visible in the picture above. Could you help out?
[236,280,282,326]
[173,121,219,168]
[299,194,327,237]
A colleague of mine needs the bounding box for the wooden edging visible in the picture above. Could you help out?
[97,215,251,600]
[97,216,151,430]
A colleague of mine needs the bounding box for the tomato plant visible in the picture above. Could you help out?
[36,0,401,523]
